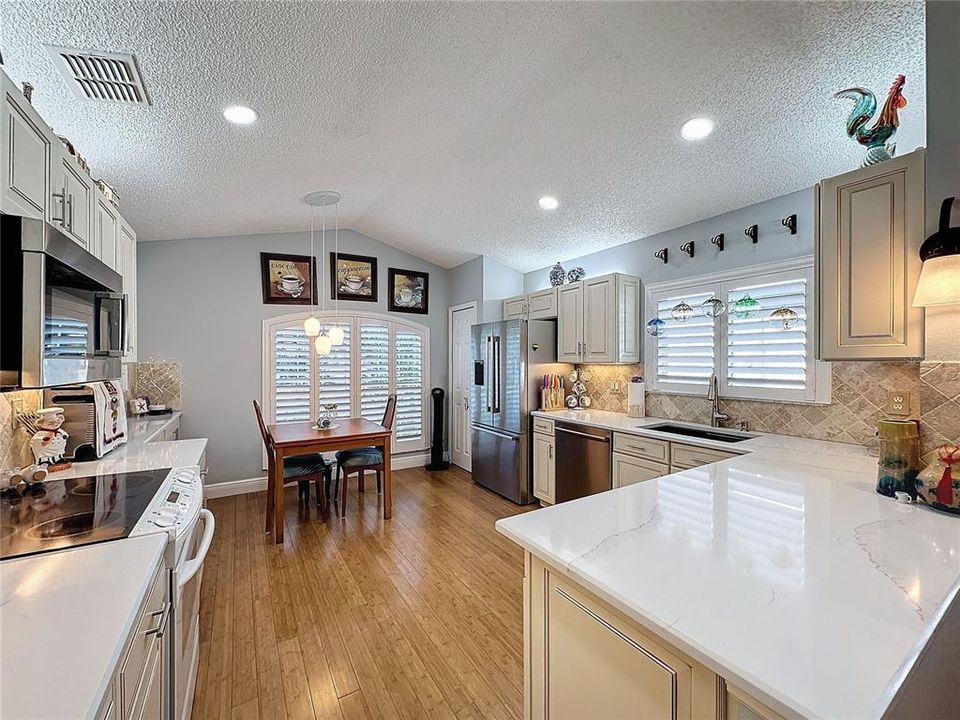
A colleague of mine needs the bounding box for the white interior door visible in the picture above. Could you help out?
[450,303,477,471]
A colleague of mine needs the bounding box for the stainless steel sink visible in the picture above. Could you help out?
[641,423,755,443]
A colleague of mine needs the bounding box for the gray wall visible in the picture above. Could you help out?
[138,229,449,484]
[524,188,816,292]
[923,1,960,361]
[482,256,524,322]
[448,256,483,309]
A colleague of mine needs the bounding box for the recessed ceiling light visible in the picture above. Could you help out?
[680,117,714,141]
[223,105,258,125]
[538,195,559,211]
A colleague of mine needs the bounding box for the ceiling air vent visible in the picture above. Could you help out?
[45,45,150,105]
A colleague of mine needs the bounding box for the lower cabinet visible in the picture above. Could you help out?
[612,451,668,488]
[527,554,720,720]
[670,443,738,472]
[532,430,555,505]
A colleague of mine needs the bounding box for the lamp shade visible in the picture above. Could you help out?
[914,197,960,307]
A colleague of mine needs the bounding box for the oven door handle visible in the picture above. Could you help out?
[177,509,215,589]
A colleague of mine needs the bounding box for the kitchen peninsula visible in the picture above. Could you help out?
[497,411,960,720]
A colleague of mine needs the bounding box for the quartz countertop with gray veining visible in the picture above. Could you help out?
[499,410,960,719]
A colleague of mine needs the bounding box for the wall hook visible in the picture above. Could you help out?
[781,213,797,235]
[744,224,758,243]
[654,247,668,264]
[710,233,724,252]
[680,241,695,258]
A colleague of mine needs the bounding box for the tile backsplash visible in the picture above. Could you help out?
[919,362,960,464]
[576,361,923,448]
[0,390,41,471]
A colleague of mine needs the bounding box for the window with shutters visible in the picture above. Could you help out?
[644,258,829,403]
[263,311,430,454]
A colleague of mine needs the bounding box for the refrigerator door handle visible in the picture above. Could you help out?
[473,425,518,442]
[485,336,493,412]
[492,335,501,414]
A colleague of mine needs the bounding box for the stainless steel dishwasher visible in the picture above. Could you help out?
[554,421,612,503]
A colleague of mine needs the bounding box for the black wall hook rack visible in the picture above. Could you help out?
[710,233,724,252]
[745,224,758,243]
[654,247,669,264]
[680,241,695,258]
[781,214,797,235]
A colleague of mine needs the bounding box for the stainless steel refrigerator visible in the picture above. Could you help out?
[471,319,567,504]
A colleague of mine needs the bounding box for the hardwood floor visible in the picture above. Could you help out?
[193,466,537,720]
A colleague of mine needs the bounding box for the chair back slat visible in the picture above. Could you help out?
[382,393,398,431]
[253,399,274,452]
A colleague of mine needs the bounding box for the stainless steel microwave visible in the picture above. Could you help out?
[1,214,126,389]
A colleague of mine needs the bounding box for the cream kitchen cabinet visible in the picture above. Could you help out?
[527,553,721,720]
[51,146,94,249]
[1,71,50,219]
[817,149,925,360]
[119,218,138,359]
[557,273,640,364]
[95,191,119,270]
[502,287,559,321]
[532,421,555,505]
[612,452,668,488]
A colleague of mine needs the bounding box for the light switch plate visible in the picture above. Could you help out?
[886,390,911,416]
[10,397,24,429]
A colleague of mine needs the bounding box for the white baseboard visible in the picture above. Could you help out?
[203,451,432,498]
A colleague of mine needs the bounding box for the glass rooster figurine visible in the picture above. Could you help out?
[834,74,907,167]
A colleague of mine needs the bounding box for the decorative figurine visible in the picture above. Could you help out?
[549,262,566,287]
[29,407,70,470]
[316,403,339,429]
[835,74,907,167]
[916,445,960,515]
[566,266,586,283]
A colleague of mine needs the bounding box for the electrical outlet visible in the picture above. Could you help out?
[886,390,911,417]
[609,380,621,392]
[10,397,24,429]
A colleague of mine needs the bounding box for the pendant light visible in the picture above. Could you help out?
[913,197,960,307]
[303,191,342,355]
[302,200,320,338]
[328,197,345,346]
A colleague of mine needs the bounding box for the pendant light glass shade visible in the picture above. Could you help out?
[329,325,345,345]
[304,316,321,337]
[914,197,960,307]
[315,334,332,355]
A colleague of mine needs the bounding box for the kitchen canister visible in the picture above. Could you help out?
[875,419,921,498]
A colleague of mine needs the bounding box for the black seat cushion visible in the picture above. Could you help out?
[335,447,383,468]
[283,453,330,479]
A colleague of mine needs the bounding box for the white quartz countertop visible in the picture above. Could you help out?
[502,410,960,719]
[53,412,207,479]
[0,533,167,719]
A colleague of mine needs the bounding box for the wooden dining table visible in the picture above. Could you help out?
[266,418,392,543]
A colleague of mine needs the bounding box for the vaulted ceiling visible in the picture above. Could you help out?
[1,1,925,271]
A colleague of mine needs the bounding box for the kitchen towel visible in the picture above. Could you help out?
[88,381,128,457]
[628,380,646,418]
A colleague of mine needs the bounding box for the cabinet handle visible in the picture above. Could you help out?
[51,190,66,224]
[548,445,553,460]
[66,194,74,231]
[144,603,169,638]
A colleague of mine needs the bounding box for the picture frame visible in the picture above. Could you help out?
[260,252,318,305]
[387,268,429,314]
[330,252,378,302]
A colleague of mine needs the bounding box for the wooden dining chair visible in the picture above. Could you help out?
[333,394,397,518]
[253,400,331,530]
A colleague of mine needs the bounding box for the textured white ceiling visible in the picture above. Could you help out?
[0,1,925,271]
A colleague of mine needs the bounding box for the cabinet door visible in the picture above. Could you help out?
[818,150,924,359]
[134,641,163,720]
[543,571,692,720]
[532,432,555,504]
[527,287,558,319]
[1,89,49,219]
[57,153,93,248]
[557,283,583,363]
[96,198,119,270]
[502,295,527,320]
[616,275,641,362]
[582,275,616,363]
[119,221,137,359]
[612,452,667,488]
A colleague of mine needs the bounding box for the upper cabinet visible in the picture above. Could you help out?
[118,218,138,360]
[52,146,94,249]
[502,287,559,321]
[1,72,49,219]
[95,191,119,270]
[817,149,925,360]
[558,273,640,364]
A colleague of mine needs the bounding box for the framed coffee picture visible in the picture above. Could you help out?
[387,268,429,314]
[260,252,317,305]
[330,252,378,302]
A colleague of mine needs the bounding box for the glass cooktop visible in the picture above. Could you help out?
[0,469,171,561]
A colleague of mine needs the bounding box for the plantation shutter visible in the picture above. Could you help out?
[273,327,311,423]
[317,322,351,417]
[654,290,716,389]
[44,317,90,357]
[394,330,425,442]
[725,273,808,394]
[359,323,390,423]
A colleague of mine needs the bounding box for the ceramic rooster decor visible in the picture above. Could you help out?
[834,74,908,167]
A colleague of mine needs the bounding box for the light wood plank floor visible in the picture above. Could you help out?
[193,466,537,720]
